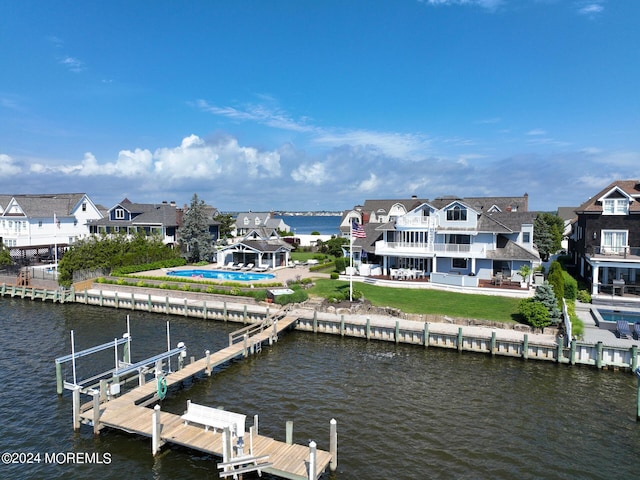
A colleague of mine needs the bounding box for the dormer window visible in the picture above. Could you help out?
[255,217,261,225]
[447,205,467,221]
[243,217,249,225]
[603,198,628,215]
[115,208,125,220]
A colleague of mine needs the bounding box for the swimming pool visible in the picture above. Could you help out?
[167,269,275,282]
[592,308,640,324]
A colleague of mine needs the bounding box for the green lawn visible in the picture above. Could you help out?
[308,279,522,323]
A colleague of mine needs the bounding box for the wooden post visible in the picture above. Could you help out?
[556,338,563,363]
[308,441,317,480]
[152,405,162,455]
[457,327,463,352]
[203,301,207,320]
[224,301,228,321]
[424,322,429,348]
[596,341,603,369]
[92,391,101,435]
[203,349,211,376]
[99,290,104,307]
[148,294,152,312]
[243,305,247,324]
[313,311,318,333]
[123,333,131,364]
[72,386,81,431]
[395,320,400,344]
[243,334,248,358]
[329,418,337,472]
[115,292,119,309]
[340,315,345,336]
[570,339,577,365]
[286,420,293,445]
[366,318,371,341]
[522,334,529,359]
[184,298,188,316]
[131,292,135,310]
[165,296,170,314]
[56,362,63,395]
[631,345,638,371]
[490,330,497,355]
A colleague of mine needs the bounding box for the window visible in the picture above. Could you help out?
[115,208,125,220]
[603,199,628,215]
[82,202,87,212]
[452,258,468,269]
[602,230,628,254]
[523,232,530,243]
[446,205,467,221]
[445,234,471,244]
[38,221,43,228]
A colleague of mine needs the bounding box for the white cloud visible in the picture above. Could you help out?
[291,162,328,185]
[578,3,604,16]
[358,173,380,192]
[419,0,504,11]
[526,129,547,136]
[0,154,21,175]
[59,56,85,73]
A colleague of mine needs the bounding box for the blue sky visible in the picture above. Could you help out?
[1,0,638,213]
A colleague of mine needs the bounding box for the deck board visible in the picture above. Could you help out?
[78,316,332,480]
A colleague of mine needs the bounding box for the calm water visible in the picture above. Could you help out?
[1,299,639,479]
[167,269,276,281]
[275,216,341,235]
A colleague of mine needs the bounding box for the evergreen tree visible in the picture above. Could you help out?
[533,212,564,260]
[213,213,235,241]
[0,244,12,266]
[533,281,562,324]
[547,260,565,303]
[180,193,215,263]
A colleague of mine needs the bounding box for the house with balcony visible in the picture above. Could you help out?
[342,194,539,288]
[87,198,183,246]
[217,226,293,269]
[568,180,640,296]
[234,212,290,238]
[0,193,102,264]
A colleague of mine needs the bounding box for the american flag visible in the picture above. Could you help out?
[352,220,366,238]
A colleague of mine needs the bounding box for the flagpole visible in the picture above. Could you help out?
[349,220,353,302]
[54,212,58,268]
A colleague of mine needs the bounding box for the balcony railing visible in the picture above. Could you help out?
[375,240,487,255]
[395,216,438,227]
[590,246,640,259]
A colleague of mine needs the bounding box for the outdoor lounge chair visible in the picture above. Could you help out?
[223,262,235,269]
[241,263,254,271]
[253,264,269,272]
[617,320,631,339]
[231,263,244,270]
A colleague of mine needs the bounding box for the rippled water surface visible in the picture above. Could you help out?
[1,299,639,479]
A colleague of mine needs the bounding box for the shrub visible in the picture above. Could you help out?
[577,289,592,304]
[330,272,339,280]
[274,289,308,305]
[562,271,577,301]
[533,281,562,324]
[334,257,346,273]
[519,298,551,328]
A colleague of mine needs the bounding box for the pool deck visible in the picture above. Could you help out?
[576,302,640,348]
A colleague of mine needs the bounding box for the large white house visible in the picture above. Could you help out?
[341,194,540,287]
[0,193,102,262]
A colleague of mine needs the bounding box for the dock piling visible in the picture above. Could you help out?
[286,420,293,445]
[72,386,81,431]
[308,441,317,480]
[152,405,162,455]
[329,418,337,472]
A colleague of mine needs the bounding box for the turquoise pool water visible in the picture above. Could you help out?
[596,308,640,323]
[167,269,275,282]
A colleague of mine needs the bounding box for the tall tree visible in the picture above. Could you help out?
[213,213,235,241]
[534,212,563,260]
[180,193,215,263]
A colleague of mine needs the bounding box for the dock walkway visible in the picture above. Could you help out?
[78,315,332,480]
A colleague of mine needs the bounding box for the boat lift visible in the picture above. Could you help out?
[55,316,186,398]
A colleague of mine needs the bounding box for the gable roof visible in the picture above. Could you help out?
[0,193,89,218]
[575,180,640,214]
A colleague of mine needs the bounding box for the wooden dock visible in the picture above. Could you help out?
[76,315,333,480]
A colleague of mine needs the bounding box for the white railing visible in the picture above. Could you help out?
[375,240,487,255]
[395,216,438,227]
